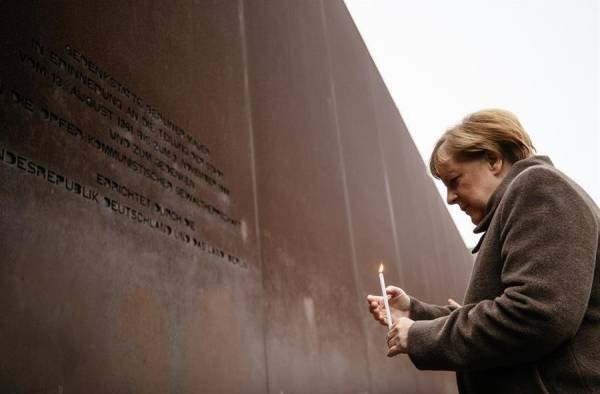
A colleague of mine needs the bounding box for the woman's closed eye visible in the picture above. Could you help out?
[450,176,460,188]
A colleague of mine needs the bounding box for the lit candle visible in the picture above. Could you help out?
[378,262,393,329]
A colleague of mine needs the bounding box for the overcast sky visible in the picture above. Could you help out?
[345,0,599,248]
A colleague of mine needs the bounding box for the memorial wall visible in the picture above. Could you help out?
[0,1,473,393]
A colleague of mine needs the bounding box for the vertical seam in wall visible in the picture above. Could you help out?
[238,1,270,393]
[319,1,373,392]
[366,68,407,284]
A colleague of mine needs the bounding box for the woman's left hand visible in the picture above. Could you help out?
[386,317,415,357]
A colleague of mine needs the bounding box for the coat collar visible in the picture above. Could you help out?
[471,155,554,253]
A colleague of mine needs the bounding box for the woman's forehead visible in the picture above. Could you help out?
[437,157,460,177]
[437,166,458,187]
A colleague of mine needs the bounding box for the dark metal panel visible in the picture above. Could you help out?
[244,1,371,392]
[322,1,422,392]
[0,1,266,393]
[368,43,472,394]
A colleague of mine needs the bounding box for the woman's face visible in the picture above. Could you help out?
[438,155,510,225]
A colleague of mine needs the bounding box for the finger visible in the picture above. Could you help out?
[383,315,389,325]
[386,334,397,348]
[369,299,382,310]
[387,345,402,358]
[448,298,462,308]
[371,306,384,319]
[368,301,383,312]
[367,295,382,304]
[386,326,397,341]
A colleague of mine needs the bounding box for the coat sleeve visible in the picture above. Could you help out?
[409,296,457,320]
[407,167,598,371]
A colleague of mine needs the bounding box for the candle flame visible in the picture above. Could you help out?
[379,262,384,273]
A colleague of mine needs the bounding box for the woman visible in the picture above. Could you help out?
[367,109,600,393]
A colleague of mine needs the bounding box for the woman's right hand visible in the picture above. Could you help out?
[366,286,411,327]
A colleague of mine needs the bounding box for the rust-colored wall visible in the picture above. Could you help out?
[0,1,473,393]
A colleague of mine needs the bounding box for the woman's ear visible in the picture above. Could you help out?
[486,153,504,176]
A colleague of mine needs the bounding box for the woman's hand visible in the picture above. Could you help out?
[386,317,415,357]
[366,286,411,327]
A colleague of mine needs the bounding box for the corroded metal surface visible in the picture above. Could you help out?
[0,1,472,393]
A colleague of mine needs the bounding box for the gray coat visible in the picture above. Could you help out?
[407,156,600,393]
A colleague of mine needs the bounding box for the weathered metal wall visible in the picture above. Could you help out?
[0,1,473,393]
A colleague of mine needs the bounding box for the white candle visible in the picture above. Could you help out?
[378,262,393,329]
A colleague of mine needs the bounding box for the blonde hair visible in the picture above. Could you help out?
[429,109,536,179]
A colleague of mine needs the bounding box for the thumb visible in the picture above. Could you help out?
[385,286,405,298]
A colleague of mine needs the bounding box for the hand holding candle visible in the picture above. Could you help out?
[367,266,416,357]
[367,268,412,327]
